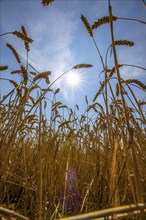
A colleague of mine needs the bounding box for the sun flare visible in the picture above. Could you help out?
[61,70,86,101]
[65,71,82,88]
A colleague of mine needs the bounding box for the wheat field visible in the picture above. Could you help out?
[0,0,146,219]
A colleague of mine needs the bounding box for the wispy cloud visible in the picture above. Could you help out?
[26,6,77,85]
[117,25,145,79]
[1,1,79,102]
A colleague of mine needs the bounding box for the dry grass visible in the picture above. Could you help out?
[0,0,146,219]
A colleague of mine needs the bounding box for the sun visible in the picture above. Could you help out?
[61,70,86,101]
[65,70,82,88]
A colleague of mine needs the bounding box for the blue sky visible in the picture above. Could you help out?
[0,0,146,114]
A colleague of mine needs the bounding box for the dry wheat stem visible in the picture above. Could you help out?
[38,94,43,220]
[122,63,146,71]
[117,17,146,25]
[62,159,69,217]
[122,79,145,121]
[80,178,94,213]
[108,0,131,131]
[92,36,105,69]
[0,31,14,37]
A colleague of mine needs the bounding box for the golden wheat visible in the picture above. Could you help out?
[114,40,134,47]
[33,71,51,83]
[0,1,146,219]
[80,15,93,37]
[7,43,21,64]
[73,63,93,69]
[0,65,8,71]
[20,65,28,85]
[13,31,33,43]
[92,16,117,29]
[125,79,146,90]
[21,26,30,52]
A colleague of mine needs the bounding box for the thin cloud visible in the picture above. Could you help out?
[118,44,145,79]
[25,7,77,90]
[1,1,87,104]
